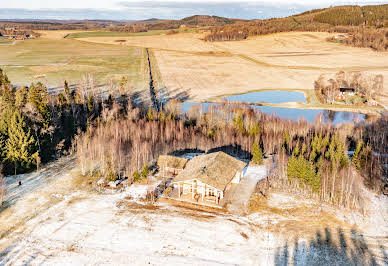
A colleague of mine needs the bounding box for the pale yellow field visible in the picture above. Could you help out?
[73,32,388,101]
[36,30,89,39]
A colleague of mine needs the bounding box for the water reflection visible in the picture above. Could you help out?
[181,102,365,125]
[223,90,306,104]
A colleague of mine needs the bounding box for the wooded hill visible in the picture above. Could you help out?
[205,4,388,51]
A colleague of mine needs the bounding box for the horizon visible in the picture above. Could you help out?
[0,1,387,20]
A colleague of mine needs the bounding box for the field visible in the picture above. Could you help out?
[67,30,171,39]
[77,32,388,104]
[0,31,149,90]
[0,37,13,45]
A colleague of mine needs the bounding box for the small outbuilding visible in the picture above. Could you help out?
[339,87,355,95]
[171,152,246,205]
[157,155,188,177]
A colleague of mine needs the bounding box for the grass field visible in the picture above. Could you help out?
[0,36,148,90]
[68,30,171,39]
[0,37,14,45]
[76,32,388,105]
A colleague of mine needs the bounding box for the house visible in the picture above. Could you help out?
[171,152,246,205]
[339,87,355,95]
[335,95,344,101]
[368,99,378,106]
[157,155,188,177]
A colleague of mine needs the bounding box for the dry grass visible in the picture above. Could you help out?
[248,191,351,238]
[78,31,388,102]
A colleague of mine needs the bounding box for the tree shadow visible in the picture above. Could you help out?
[208,144,252,160]
[274,227,385,266]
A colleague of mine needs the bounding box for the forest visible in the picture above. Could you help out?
[75,99,387,211]
[0,69,102,175]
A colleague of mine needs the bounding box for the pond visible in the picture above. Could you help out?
[181,102,365,125]
[223,90,307,104]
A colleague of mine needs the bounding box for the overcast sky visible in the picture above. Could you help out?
[0,0,386,20]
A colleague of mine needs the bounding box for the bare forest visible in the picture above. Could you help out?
[76,99,387,211]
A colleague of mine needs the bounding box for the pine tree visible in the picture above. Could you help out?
[251,140,263,165]
[3,111,38,175]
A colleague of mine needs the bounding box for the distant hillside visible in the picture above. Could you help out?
[312,4,388,27]
[204,4,388,51]
[146,15,244,30]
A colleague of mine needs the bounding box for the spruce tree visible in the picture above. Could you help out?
[15,86,28,108]
[3,111,38,175]
[251,140,264,165]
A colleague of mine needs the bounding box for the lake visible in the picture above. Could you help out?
[223,90,307,104]
[181,102,365,124]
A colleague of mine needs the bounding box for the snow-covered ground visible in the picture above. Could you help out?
[0,159,387,265]
[227,165,267,215]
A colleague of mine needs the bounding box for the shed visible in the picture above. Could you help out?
[157,155,188,177]
[172,152,246,205]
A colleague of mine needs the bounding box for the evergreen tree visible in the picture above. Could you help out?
[248,121,260,136]
[251,140,264,165]
[15,86,28,108]
[141,164,149,179]
[87,95,94,113]
[64,80,71,103]
[120,76,128,93]
[147,107,154,121]
[3,111,38,174]
[232,113,245,134]
[27,82,51,128]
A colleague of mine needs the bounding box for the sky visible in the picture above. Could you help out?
[0,0,386,20]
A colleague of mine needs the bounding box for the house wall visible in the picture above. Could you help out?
[173,179,224,205]
[231,171,242,184]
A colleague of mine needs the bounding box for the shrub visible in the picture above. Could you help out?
[133,171,141,182]
[141,164,150,179]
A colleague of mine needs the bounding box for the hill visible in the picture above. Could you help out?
[145,15,244,30]
[313,4,388,27]
[204,4,388,51]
